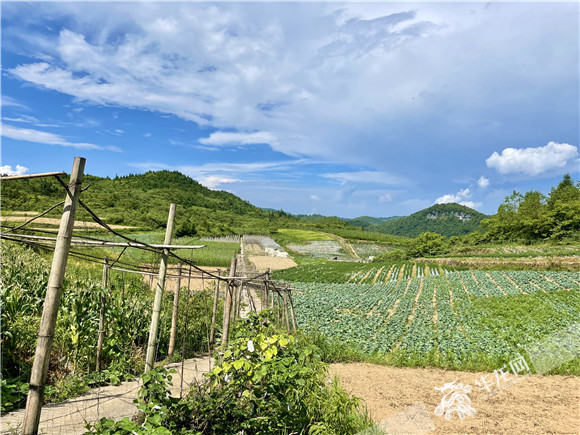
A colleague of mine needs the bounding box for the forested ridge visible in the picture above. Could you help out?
[1,170,354,237]
[368,203,488,238]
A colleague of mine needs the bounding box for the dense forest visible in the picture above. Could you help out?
[482,174,580,241]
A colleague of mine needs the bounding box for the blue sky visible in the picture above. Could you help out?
[2,1,578,218]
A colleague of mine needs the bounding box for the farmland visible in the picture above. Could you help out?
[291,270,580,373]
[273,261,454,284]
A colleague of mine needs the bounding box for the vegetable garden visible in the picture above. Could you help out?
[291,270,580,373]
[273,261,455,284]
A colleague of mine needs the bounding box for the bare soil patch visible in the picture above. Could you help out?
[144,266,222,292]
[330,362,579,434]
[248,255,297,272]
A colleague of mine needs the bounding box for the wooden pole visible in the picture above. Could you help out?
[168,264,182,357]
[23,157,85,435]
[287,287,298,331]
[221,258,237,346]
[235,284,243,319]
[275,291,281,322]
[209,269,221,345]
[231,282,238,321]
[144,203,176,373]
[282,290,290,330]
[247,286,256,312]
[96,258,109,372]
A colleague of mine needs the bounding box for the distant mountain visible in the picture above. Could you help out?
[369,203,488,238]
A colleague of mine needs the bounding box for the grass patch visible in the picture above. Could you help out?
[275,228,335,244]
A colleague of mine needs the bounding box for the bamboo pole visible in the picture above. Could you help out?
[221,258,237,346]
[23,157,86,435]
[235,284,243,319]
[247,285,256,313]
[275,291,281,322]
[282,290,290,330]
[96,258,109,372]
[209,269,221,345]
[0,171,66,181]
[167,264,182,357]
[287,287,298,331]
[144,203,176,373]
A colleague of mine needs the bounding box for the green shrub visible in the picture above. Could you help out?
[88,311,372,434]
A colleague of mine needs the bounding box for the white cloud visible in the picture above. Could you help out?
[435,187,470,205]
[0,164,29,176]
[199,131,277,148]
[477,176,490,188]
[434,187,480,209]
[2,124,121,151]
[310,194,320,200]
[457,201,482,210]
[486,142,578,176]
[1,96,28,109]
[144,132,152,138]
[2,115,58,128]
[322,171,406,186]
[199,176,242,189]
[378,193,392,202]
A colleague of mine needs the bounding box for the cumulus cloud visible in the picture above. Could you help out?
[477,176,490,188]
[198,176,241,189]
[310,194,321,200]
[379,193,392,202]
[2,124,120,151]
[0,164,29,176]
[435,187,471,205]
[486,142,578,176]
[456,201,482,210]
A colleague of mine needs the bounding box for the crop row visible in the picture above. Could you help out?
[291,271,580,371]
[273,261,448,284]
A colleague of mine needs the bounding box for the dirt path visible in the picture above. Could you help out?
[325,232,361,260]
[1,357,214,435]
[330,362,579,434]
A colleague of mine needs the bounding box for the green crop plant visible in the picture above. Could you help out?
[290,270,580,373]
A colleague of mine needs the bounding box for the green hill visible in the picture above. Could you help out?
[1,171,298,236]
[369,203,488,238]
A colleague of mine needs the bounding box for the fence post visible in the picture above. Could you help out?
[209,269,221,345]
[96,258,109,372]
[23,156,85,435]
[221,257,237,346]
[235,284,243,318]
[287,287,297,331]
[282,290,290,331]
[145,203,176,373]
[168,264,182,357]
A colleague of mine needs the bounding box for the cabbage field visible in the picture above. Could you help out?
[292,271,580,373]
[273,261,454,284]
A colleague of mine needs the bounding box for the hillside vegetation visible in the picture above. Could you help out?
[1,171,347,237]
[369,203,487,238]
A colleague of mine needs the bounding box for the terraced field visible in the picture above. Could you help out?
[292,271,580,373]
